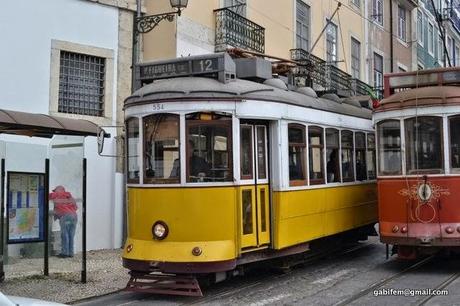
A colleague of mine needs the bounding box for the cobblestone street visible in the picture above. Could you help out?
[76,237,460,306]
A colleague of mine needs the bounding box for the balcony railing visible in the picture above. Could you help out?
[214,8,265,53]
[290,48,375,97]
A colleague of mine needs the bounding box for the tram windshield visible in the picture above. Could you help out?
[143,114,180,184]
[186,112,232,183]
[405,116,443,174]
[377,120,402,175]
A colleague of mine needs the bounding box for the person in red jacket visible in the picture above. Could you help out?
[49,186,78,258]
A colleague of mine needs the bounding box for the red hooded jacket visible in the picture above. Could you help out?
[49,186,77,218]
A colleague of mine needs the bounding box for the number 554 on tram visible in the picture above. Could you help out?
[122,53,377,296]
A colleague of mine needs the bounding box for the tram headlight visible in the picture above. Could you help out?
[152,221,169,240]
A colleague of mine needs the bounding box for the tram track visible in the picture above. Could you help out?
[334,255,436,306]
[415,272,460,306]
[183,242,374,306]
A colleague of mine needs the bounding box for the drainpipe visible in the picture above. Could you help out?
[389,0,394,72]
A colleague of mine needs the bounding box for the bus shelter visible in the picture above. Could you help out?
[0,108,105,283]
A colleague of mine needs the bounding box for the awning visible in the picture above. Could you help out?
[0,108,101,138]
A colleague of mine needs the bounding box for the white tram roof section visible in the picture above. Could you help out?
[124,77,372,120]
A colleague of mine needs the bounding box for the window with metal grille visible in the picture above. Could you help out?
[296,0,310,51]
[58,51,105,117]
[351,38,361,79]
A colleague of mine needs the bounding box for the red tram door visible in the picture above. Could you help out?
[239,122,271,250]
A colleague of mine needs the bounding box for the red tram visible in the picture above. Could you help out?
[375,67,460,259]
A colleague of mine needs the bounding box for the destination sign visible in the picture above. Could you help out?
[134,53,236,90]
[139,57,219,80]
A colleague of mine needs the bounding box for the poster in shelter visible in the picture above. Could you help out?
[7,172,45,243]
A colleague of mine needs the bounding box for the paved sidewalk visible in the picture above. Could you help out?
[0,249,130,304]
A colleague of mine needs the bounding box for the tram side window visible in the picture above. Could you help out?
[341,130,355,182]
[450,116,460,172]
[405,117,443,174]
[309,126,325,185]
[326,129,340,183]
[355,132,367,181]
[367,133,376,179]
[377,120,401,175]
[288,124,307,186]
[143,114,180,184]
[186,112,233,183]
[126,118,140,183]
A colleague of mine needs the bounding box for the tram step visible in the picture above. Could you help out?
[125,271,203,297]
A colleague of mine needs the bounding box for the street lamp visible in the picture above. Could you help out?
[135,0,189,35]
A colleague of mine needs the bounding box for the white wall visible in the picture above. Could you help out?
[0,0,119,115]
[0,0,123,251]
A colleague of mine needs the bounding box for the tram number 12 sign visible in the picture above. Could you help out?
[139,57,219,81]
[7,172,45,244]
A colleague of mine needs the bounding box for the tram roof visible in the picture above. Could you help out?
[125,77,372,120]
[376,86,460,112]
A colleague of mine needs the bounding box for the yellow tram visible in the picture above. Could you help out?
[122,53,377,295]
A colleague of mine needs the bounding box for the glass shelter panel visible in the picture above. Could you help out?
[405,117,443,174]
[186,113,233,183]
[143,114,180,184]
[378,120,402,175]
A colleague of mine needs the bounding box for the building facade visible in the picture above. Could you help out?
[416,0,460,69]
[0,0,136,253]
[141,1,460,96]
[366,0,418,96]
[139,0,372,94]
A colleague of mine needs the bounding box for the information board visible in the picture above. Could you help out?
[7,172,45,243]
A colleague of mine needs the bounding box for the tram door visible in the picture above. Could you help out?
[239,122,270,249]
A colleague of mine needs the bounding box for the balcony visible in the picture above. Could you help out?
[214,8,265,53]
[290,48,375,97]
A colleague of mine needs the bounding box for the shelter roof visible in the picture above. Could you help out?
[0,109,100,138]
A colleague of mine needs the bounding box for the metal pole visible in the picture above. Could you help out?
[386,243,389,260]
[44,159,49,276]
[81,158,87,283]
[0,159,5,282]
